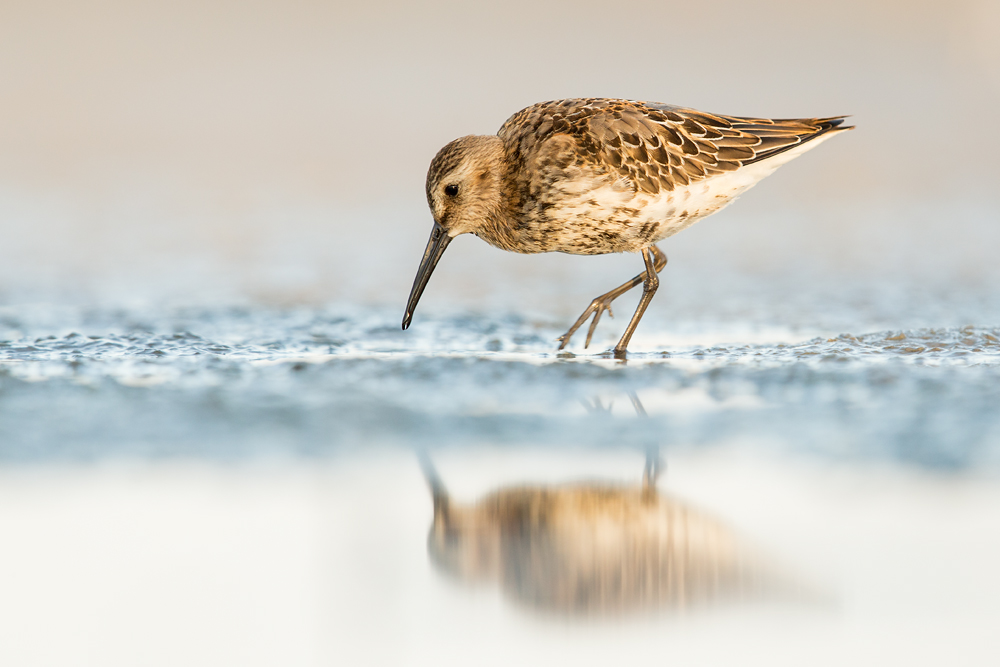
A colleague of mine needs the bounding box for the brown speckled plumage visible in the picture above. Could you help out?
[406,98,852,355]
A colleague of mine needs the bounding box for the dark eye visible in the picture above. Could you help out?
[444,184,459,197]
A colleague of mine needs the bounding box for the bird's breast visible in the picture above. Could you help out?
[516,171,752,255]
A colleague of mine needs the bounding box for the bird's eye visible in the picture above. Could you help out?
[444,184,459,197]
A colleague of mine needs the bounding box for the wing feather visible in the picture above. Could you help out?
[499,99,852,195]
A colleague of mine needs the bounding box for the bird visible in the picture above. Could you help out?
[402,98,852,356]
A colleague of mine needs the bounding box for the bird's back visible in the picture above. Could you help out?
[497,99,851,255]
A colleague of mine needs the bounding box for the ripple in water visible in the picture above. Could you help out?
[0,305,998,468]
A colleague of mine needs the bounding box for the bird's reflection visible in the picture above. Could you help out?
[422,450,771,616]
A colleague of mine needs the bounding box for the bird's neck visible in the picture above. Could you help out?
[461,138,525,252]
[474,201,523,252]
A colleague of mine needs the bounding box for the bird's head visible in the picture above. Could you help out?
[403,135,504,330]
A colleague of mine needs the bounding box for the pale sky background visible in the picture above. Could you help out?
[1,0,998,310]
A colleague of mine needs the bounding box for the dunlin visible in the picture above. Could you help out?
[403,98,852,355]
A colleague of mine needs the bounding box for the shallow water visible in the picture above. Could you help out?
[2,304,999,469]
[1,453,998,667]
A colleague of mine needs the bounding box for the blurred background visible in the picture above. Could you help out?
[2,0,998,308]
[1,1,999,665]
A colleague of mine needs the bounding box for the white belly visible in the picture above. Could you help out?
[546,132,840,253]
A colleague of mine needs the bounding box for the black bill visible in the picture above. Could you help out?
[402,223,452,330]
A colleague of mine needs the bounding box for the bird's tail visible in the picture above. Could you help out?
[727,114,854,165]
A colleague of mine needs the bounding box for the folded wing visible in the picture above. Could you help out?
[499,98,852,196]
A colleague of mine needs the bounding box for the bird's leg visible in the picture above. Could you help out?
[557,245,667,350]
[613,247,660,357]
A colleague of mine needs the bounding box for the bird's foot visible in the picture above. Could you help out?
[556,295,616,350]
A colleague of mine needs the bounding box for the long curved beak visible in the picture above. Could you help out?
[402,223,452,330]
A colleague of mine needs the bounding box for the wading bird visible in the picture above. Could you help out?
[403,98,851,356]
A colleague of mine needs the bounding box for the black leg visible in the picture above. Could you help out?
[613,247,660,357]
[557,245,667,350]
